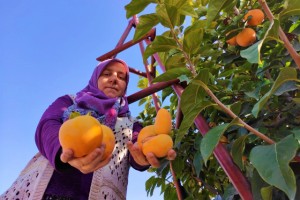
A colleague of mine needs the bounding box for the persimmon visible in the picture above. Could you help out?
[59,115,103,157]
[236,28,256,47]
[226,36,238,46]
[142,134,173,158]
[154,108,172,135]
[137,108,174,158]
[225,30,238,46]
[137,125,156,149]
[243,9,265,26]
[101,125,116,160]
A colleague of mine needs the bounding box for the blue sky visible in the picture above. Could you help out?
[0,1,165,199]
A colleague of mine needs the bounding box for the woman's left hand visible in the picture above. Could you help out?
[127,141,176,168]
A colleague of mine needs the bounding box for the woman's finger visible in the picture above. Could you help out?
[166,149,177,161]
[127,141,149,166]
[145,152,160,168]
[60,148,74,163]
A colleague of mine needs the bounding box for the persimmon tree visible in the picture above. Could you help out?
[125,0,300,199]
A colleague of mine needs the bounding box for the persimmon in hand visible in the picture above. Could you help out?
[59,114,116,159]
[138,108,173,158]
[100,124,116,160]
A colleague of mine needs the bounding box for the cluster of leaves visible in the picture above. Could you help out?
[126,0,300,199]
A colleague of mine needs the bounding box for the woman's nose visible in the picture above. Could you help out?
[109,73,118,82]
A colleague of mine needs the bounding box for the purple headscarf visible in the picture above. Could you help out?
[63,58,130,129]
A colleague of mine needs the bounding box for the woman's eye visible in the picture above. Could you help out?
[118,75,126,80]
[118,74,126,81]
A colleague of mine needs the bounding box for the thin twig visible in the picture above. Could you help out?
[193,80,275,144]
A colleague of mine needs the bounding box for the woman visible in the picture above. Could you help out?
[1,58,176,200]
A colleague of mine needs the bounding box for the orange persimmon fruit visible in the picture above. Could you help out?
[236,28,256,47]
[225,30,239,46]
[226,36,238,46]
[101,125,116,160]
[138,108,173,158]
[59,115,103,158]
[243,9,265,26]
[142,134,173,158]
[137,125,156,149]
[154,108,172,135]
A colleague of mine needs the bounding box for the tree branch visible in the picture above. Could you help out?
[258,0,300,69]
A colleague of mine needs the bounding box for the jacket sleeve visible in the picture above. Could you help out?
[128,121,150,171]
[35,95,73,170]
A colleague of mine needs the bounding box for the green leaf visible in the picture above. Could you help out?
[273,81,299,95]
[162,86,173,103]
[175,69,218,143]
[231,135,248,170]
[156,4,183,28]
[251,169,269,200]
[138,98,147,106]
[228,101,242,116]
[206,0,232,27]
[190,68,213,101]
[193,150,203,178]
[145,176,159,196]
[264,19,281,43]
[164,53,186,70]
[252,67,300,117]
[279,0,300,20]
[249,135,298,200]
[125,0,156,19]
[152,67,192,83]
[292,128,300,140]
[200,118,243,165]
[240,41,263,64]
[155,0,197,28]
[177,100,215,144]
[261,186,273,200]
[171,155,186,175]
[183,20,204,54]
[293,98,300,104]
[222,0,237,13]
[133,14,159,42]
[143,35,178,60]
[137,77,149,89]
[178,1,198,17]
[201,123,229,165]
[163,184,178,200]
[223,184,238,200]
[180,69,210,111]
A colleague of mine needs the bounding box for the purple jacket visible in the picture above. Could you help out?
[35,95,148,199]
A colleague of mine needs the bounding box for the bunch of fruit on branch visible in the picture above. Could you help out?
[226,9,265,47]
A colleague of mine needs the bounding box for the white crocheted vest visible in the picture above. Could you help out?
[89,116,134,200]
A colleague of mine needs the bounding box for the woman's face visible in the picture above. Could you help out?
[97,61,127,98]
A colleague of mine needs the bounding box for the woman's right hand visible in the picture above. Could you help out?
[60,145,111,174]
